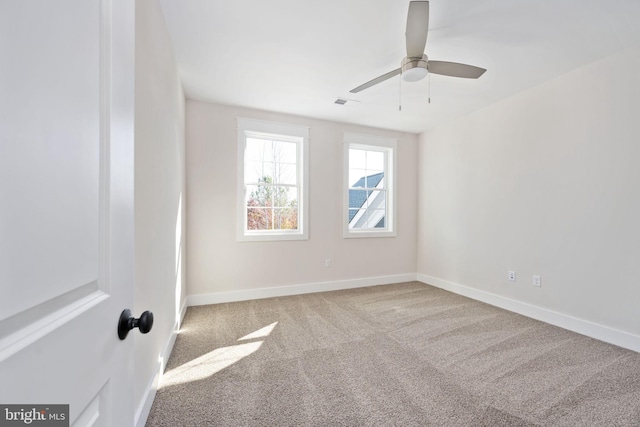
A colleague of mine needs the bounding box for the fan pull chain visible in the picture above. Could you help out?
[398,74,402,111]
[428,73,431,104]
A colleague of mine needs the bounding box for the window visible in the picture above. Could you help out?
[343,132,397,238]
[237,118,309,241]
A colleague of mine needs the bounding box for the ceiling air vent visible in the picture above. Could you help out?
[334,98,348,105]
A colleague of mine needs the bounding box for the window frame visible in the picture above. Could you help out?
[237,118,309,242]
[343,132,397,238]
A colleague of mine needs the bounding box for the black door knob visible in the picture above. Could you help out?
[118,309,154,340]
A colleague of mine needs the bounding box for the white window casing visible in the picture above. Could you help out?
[343,132,397,238]
[237,118,309,242]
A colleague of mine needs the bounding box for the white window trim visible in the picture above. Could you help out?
[343,132,397,238]
[237,117,309,242]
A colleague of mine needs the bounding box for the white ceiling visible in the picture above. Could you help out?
[158,0,640,134]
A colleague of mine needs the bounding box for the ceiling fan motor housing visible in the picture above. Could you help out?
[401,54,429,82]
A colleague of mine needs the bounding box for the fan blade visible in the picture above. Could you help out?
[428,61,486,78]
[405,1,429,58]
[349,68,401,93]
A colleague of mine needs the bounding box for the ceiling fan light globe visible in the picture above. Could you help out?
[402,66,428,82]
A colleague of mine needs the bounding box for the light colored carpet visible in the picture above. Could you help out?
[146,282,640,426]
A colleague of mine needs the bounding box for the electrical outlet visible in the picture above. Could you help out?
[325,259,332,268]
[508,271,516,282]
[533,275,541,287]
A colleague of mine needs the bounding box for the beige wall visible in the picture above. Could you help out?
[186,101,418,299]
[418,47,640,338]
[134,0,186,423]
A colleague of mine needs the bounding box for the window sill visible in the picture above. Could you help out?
[343,230,396,239]
[238,231,308,242]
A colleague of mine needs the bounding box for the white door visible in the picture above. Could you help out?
[0,1,136,426]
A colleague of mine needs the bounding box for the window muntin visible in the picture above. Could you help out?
[237,118,308,241]
[344,133,396,238]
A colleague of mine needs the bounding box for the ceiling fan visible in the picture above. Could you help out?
[349,1,486,94]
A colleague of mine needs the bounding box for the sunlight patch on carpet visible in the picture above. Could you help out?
[162,322,278,386]
[238,321,278,341]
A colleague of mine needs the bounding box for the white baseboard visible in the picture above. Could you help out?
[135,300,188,427]
[187,273,418,307]
[417,274,640,353]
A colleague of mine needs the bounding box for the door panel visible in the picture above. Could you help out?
[0,0,100,319]
[0,1,135,425]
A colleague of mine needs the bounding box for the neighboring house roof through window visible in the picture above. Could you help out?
[348,172,384,226]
